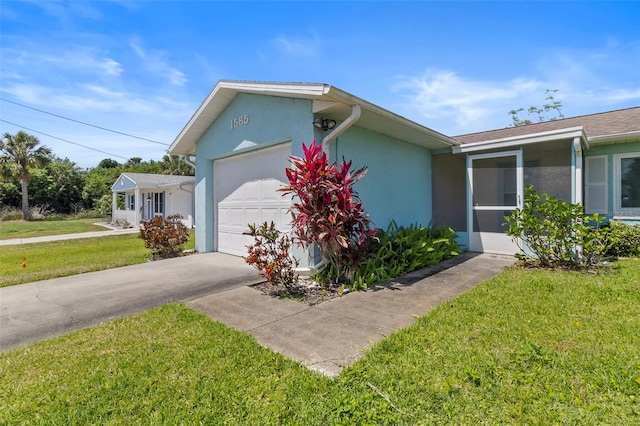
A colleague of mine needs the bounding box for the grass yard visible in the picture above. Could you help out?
[0,218,108,240]
[0,231,195,287]
[1,259,638,424]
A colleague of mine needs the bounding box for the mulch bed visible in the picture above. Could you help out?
[251,278,346,306]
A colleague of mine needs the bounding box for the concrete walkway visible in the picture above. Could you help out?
[2,239,513,377]
[189,252,514,377]
[0,226,139,246]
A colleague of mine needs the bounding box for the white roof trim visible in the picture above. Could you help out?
[168,80,458,155]
[588,130,640,145]
[452,127,587,154]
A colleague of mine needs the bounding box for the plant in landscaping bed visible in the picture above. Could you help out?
[504,186,607,269]
[603,220,640,257]
[139,214,190,260]
[279,141,377,284]
[244,221,299,293]
[317,221,460,290]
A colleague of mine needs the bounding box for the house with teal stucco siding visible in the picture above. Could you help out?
[168,80,639,263]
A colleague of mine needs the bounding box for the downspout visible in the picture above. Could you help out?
[321,104,362,155]
[184,155,196,169]
[304,104,362,273]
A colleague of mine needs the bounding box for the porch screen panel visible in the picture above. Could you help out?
[523,142,571,203]
[472,157,517,207]
[432,153,466,231]
[471,156,516,233]
[472,210,511,233]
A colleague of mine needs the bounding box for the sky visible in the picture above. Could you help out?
[1,1,639,169]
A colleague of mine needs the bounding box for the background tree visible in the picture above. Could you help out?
[97,158,121,169]
[160,155,194,175]
[508,89,565,127]
[28,157,85,214]
[82,164,123,210]
[0,131,52,220]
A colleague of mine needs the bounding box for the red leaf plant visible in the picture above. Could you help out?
[279,141,377,283]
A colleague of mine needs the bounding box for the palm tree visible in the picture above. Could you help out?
[0,131,52,220]
[161,154,194,175]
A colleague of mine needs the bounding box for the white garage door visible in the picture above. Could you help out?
[214,143,293,256]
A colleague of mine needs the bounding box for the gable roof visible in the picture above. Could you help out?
[168,80,459,155]
[454,107,640,145]
[111,173,194,191]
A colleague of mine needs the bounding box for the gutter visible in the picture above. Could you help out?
[587,130,640,146]
[321,104,362,154]
[184,155,196,169]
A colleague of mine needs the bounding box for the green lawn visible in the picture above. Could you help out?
[0,232,196,287]
[0,218,108,240]
[2,259,638,424]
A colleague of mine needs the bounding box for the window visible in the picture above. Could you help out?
[154,192,164,216]
[127,194,135,211]
[613,153,640,217]
[585,156,607,214]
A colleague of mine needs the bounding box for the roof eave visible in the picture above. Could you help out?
[168,81,459,155]
[588,130,640,146]
[452,127,587,154]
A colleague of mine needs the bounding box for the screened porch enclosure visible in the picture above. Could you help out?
[432,140,573,254]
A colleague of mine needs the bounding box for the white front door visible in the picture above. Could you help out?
[467,150,523,254]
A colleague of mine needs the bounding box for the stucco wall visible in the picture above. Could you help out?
[194,93,314,252]
[331,126,433,230]
[166,186,194,227]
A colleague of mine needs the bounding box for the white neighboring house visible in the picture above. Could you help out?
[111,173,195,228]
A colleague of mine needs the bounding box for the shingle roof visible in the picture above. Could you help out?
[123,173,195,187]
[454,107,640,144]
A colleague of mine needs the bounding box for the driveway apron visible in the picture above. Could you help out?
[0,253,261,351]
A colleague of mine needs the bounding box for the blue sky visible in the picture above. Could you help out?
[1,1,639,168]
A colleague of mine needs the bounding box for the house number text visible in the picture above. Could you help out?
[231,114,249,129]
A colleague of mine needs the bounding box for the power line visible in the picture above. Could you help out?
[0,119,130,160]
[0,97,170,146]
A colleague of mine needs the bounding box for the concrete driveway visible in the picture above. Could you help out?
[0,253,261,351]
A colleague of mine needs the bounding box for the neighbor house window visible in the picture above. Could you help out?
[613,153,640,217]
[154,192,164,216]
[127,194,135,211]
[585,156,607,214]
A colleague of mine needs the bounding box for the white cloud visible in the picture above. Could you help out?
[392,70,546,134]
[129,40,187,86]
[271,33,320,57]
[391,41,640,135]
[3,46,123,78]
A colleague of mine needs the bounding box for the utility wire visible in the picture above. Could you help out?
[0,97,170,146]
[0,118,130,160]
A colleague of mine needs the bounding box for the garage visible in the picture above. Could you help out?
[214,143,293,256]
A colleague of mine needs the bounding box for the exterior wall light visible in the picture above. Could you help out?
[313,116,337,131]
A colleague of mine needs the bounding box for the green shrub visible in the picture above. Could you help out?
[604,221,640,257]
[138,214,190,260]
[0,206,22,221]
[316,221,459,290]
[505,186,607,268]
[95,194,113,218]
[244,221,299,292]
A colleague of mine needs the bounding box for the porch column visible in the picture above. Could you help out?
[112,192,117,220]
[134,188,141,225]
[572,137,583,205]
